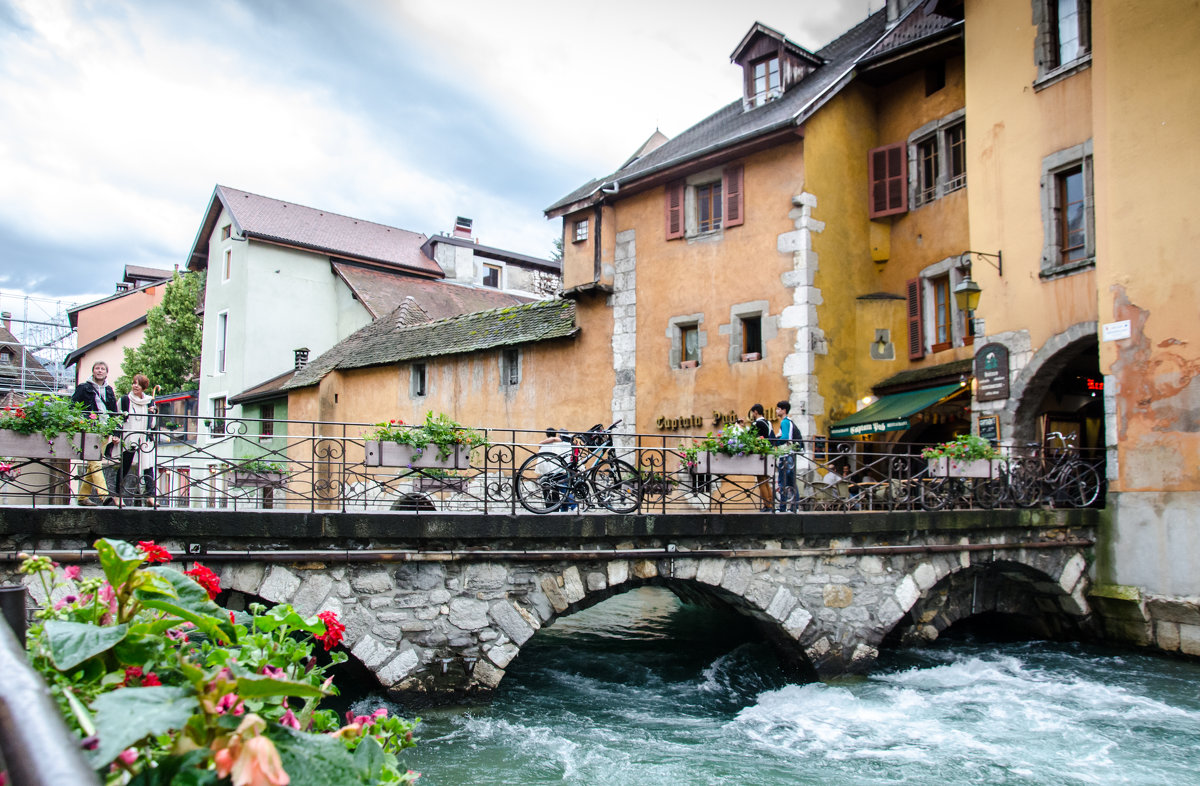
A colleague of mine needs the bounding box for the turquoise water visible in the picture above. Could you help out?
[365,587,1200,785]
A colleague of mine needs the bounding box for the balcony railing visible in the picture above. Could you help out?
[0,418,1106,514]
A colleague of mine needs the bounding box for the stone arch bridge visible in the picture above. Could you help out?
[0,507,1097,705]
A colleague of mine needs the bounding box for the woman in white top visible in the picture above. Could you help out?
[118,374,157,505]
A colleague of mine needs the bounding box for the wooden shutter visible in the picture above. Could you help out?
[906,277,925,360]
[665,181,685,240]
[869,143,907,218]
[723,165,744,227]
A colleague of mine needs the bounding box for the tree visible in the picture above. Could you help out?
[115,272,203,395]
[550,237,563,263]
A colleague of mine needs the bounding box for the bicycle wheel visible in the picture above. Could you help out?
[919,476,951,511]
[591,459,642,514]
[515,453,569,514]
[973,471,1008,509]
[1058,463,1101,508]
[1007,460,1043,508]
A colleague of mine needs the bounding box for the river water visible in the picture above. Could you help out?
[367,587,1200,785]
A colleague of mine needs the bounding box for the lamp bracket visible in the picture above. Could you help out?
[960,250,1002,277]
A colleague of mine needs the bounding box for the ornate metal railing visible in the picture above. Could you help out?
[0,418,1106,514]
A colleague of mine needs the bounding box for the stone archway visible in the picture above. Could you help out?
[1006,321,1099,445]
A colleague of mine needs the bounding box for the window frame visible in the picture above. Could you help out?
[501,347,520,388]
[667,314,704,369]
[1033,0,1092,87]
[868,142,908,218]
[727,302,771,365]
[696,181,723,233]
[259,403,275,438]
[216,311,228,375]
[931,275,952,353]
[666,165,744,241]
[411,363,427,398]
[573,218,589,243]
[1040,140,1095,276]
[481,264,501,289]
[220,224,231,241]
[222,248,232,283]
[907,110,967,208]
[211,396,227,436]
[750,55,781,107]
[914,258,975,356]
[740,315,763,360]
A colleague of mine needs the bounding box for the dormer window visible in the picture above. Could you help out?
[752,56,781,106]
[0,349,12,365]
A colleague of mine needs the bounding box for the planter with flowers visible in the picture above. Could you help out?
[0,393,116,461]
[364,411,486,470]
[922,434,1002,478]
[682,423,778,475]
[230,459,288,488]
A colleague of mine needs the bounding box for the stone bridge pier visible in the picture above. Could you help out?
[0,507,1097,705]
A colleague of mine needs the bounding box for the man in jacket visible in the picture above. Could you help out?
[71,360,118,505]
[773,400,802,511]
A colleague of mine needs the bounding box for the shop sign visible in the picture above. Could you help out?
[975,343,1010,402]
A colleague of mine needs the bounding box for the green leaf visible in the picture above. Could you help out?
[235,673,326,700]
[95,538,145,589]
[354,735,385,781]
[62,687,96,736]
[127,749,218,786]
[268,723,368,786]
[259,604,324,636]
[113,630,166,666]
[42,620,128,671]
[135,566,236,644]
[90,686,198,767]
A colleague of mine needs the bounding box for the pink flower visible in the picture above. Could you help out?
[260,665,285,679]
[279,707,300,730]
[314,611,345,651]
[118,748,137,766]
[216,692,245,716]
[63,565,81,581]
[212,715,290,786]
[137,541,171,564]
[184,562,221,599]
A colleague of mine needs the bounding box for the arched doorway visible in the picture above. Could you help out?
[1011,329,1104,456]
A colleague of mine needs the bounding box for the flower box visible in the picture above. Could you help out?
[416,477,469,493]
[678,360,699,369]
[231,470,287,488]
[690,451,774,476]
[0,431,102,461]
[364,441,471,470]
[740,352,761,362]
[927,457,999,478]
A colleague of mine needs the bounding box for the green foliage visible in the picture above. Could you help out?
[0,392,122,441]
[550,236,563,263]
[921,434,1000,461]
[20,540,421,784]
[236,459,287,475]
[115,272,203,396]
[681,423,778,468]
[366,411,487,461]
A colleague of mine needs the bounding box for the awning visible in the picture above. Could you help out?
[829,382,965,438]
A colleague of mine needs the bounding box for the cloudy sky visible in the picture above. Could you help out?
[0,0,876,308]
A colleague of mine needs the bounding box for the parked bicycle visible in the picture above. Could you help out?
[1007,431,1102,508]
[515,421,642,514]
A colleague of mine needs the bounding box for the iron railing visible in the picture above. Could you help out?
[0,418,1106,514]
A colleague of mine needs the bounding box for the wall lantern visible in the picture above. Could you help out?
[954,275,982,312]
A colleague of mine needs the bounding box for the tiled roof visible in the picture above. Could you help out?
[286,299,576,390]
[123,265,174,283]
[547,5,955,215]
[189,186,440,277]
[229,367,296,406]
[331,262,533,319]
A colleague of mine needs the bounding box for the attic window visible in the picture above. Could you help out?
[751,56,781,106]
[0,349,11,365]
[482,264,501,288]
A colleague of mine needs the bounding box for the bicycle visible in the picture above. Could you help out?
[1008,431,1101,508]
[514,421,642,514]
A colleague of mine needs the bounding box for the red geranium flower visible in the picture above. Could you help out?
[137,541,171,564]
[184,562,221,600]
[315,611,345,651]
[122,666,161,687]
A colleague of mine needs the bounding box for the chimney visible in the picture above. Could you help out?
[453,216,473,240]
[1,312,10,332]
[294,348,310,369]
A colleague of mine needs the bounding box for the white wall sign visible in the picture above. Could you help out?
[1102,320,1132,342]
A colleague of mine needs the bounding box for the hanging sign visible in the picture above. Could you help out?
[975,343,1010,402]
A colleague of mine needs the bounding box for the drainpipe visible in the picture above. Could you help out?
[592,181,620,284]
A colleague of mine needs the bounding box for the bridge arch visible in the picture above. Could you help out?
[884,550,1093,648]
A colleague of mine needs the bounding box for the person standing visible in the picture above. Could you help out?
[773,400,802,512]
[748,403,774,511]
[71,360,118,505]
[117,374,157,506]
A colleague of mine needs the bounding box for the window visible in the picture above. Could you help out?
[216,312,228,374]
[680,325,699,365]
[0,349,11,365]
[697,182,723,233]
[573,219,589,243]
[221,224,231,241]
[907,112,966,207]
[482,264,501,288]
[665,165,743,240]
[741,315,763,360]
[260,403,275,437]
[501,348,520,387]
[931,276,951,351]
[1040,141,1094,273]
[212,397,227,435]
[411,363,427,398]
[1034,0,1091,83]
[222,248,232,282]
[868,143,907,218]
[751,56,781,106]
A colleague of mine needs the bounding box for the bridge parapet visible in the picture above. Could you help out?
[0,507,1098,705]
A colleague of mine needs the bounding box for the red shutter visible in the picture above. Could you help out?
[906,277,925,360]
[665,181,684,240]
[723,165,744,227]
[869,143,907,218]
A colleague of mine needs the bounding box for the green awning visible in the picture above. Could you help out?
[829,383,965,438]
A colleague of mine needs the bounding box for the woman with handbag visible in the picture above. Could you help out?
[117,374,157,506]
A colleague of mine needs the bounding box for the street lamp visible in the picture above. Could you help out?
[954,275,982,312]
